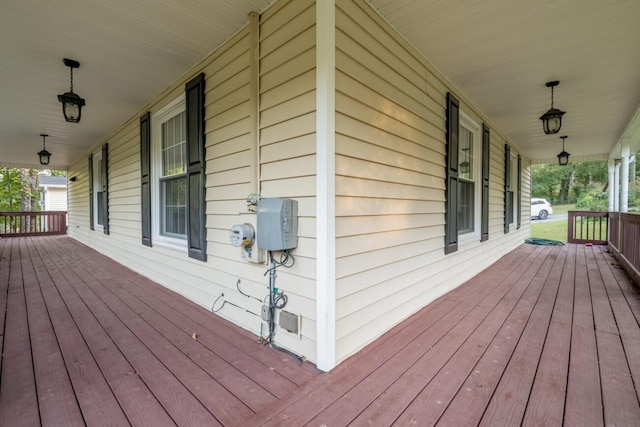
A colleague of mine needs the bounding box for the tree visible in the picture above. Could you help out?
[531,163,574,203]
[0,167,41,211]
[532,159,611,205]
[573,160,607,189]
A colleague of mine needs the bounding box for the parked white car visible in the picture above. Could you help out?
[531,198,553,219]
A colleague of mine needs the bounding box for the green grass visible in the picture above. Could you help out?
[530,220,568,242]
[550,203,574,215]
[529,203,574,242]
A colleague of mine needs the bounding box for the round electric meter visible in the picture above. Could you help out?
[230,223,255,247]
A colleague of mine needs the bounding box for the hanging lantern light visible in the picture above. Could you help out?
[38,134,51,165]
[557,135,570,166]
[57,58,86,123]
[540,81,565,135]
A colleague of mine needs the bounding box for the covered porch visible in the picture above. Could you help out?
[2,235,639,426]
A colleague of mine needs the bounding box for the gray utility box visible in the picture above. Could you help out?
[257,198,298,251]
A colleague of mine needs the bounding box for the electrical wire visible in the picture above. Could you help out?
[212,292,261,317]
[236,279,262,302]
[269,342,305,366]
[279,250,295,268]
[263,249,295,276]
[260,250,303,364]
[274,292,288,309]
[211,293,226,313]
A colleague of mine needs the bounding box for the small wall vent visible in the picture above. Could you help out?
[279,310,299,335]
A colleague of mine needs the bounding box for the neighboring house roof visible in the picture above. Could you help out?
[37,176,67,188]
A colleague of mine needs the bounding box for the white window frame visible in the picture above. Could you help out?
[151,95,188,250]
[91,148,104,232]
[458,111,482,244]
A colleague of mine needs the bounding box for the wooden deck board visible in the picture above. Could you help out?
[0,238,9,340]
[594,244,640,420]
[348,249,544,425]
[564,245,604,426]
[439,244,567,427]
[0,240,40,427]
[33,237,244,425]
[596,331,640,426]
[64,262,239,426]
[520,242,574,426]
[54,237,316,388]
[354,246,552,426]
[468,245,564,427]
[2,236,639,426]
[30,239,177,426]
[26,239,131,426]
[248,245,549,426]
[585,246,619,334]
[19,239,85,426]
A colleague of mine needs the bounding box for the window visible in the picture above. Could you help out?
[508,151,518,226]
[89,143,109,234]
[458,112,481,240]
[141,73,206,260]
[152,96,187,247]
[504,145,521,233]
[445,92,490,254]
[160,111,187,238]
[93,149,105,228]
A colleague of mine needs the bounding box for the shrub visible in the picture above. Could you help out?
[575,191,608,211]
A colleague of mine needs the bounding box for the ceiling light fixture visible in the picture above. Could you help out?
[38,134,51,165]
[557,135,570,166]
[539,81,565,135]
[57,58,86,123]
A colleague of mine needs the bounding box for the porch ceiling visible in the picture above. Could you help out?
[1,0,639,170]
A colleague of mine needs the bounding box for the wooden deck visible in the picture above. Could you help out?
[2,237,640,426]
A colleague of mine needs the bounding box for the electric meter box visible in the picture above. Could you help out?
[257,198,298,251]
[230,223,255,248]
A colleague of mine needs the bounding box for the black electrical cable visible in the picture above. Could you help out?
[211,293,226,313]
[274,292,288,309]
[279,250,295,268]
[236,279,262,302]
[269,342,305,366]
[263,250,295,276]
[212,292,260,317]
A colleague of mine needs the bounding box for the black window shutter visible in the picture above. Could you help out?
[445,92,459,254]
[517,154,522,229]
[504,144,511,234]
[140,112,152,247]
[101,143,109,235]
[88,154,94,230]
[481,124,490,242]
[185,73,207,261]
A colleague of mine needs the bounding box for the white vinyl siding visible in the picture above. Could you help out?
[333,0,529,364]
[258,0,317,359]
[42,188,67,212]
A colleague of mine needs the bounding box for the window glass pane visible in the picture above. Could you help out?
[161,176,186,238]
[458,180,474,234]
[459,126,473,180]
[508,191,515,224]
[97,191,104,226]
[162,111,186,176]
